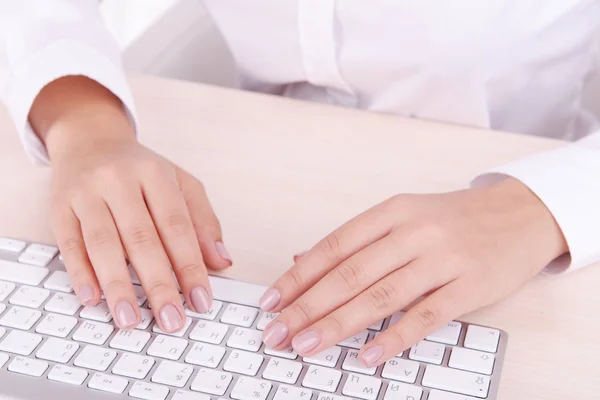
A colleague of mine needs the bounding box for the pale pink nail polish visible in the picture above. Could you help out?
[160,304,184,333]
[292,330,321,354]
[259,288,281,311]
[190,286,211,313]
[263,321,289,348]
[361,345,384,366]
[215,241,232,262]
[79,285,95,305]
[115,301,137,328]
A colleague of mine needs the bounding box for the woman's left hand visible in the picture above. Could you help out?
[260,177,567,366]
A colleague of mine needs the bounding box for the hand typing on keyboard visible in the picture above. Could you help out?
[260,177,568,367]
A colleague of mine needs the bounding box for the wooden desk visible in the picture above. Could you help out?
[1,75,599,399]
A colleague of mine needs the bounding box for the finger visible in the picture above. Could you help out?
[51,204,101,306]
[293,251,307,263]
[72,196,141,329]
[141,169,212,313]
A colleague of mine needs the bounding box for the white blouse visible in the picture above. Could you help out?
[1,0,600,273]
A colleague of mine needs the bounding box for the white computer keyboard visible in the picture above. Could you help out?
[0,237,507,400]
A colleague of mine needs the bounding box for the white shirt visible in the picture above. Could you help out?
[2,0,600,273]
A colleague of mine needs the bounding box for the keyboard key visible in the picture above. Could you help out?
[0,330,42,355]
[130,381,170,400]
[422,365,490,398]
[0,281,16,301]
[48,365,88,385]
[338,330,368,349]
[449,347,495,375]
[110,329,151,353]
[342,373,382,400]
[262,357,302,384]
[0,306,41,330]
[72,320,114,345]
[151,360,194,387]
[428,389,479,400]
[185,300,223,320]
[24,243,58,258]
[223,349,264,376]
[189,320,229,344]
[231,376,272,400]
[0,352,8,367]
[381,357,420,383]
[273,385,313,400]
[190,368,233,395]
[265,346,298,360]
[368,320,384,331]
[384,381,423,400]
[152,317,192,337]
[136,308,154,330]
[88,372,129,394]
[9,285,50,308]
[409,340,445,365]
[147,335,188,360]
[43,271,73,293]
[44,292,81,315]
[173,389,210,400]
[342,350,376,375]
[36,337,79,363]
[220,304,258,327]
[302,365,342,392]
[316,393,351,400]
[80,301,112,323]
[427,321,462,345]
[227,327,262,351]
[256,312,278,330]
[0,238,26,253]
[74,345,117,371]
[8,356,48,377]
[303,346,341,367]
[112,353,155,379]
[35,313,78,338]
[17,252,52,267]
[185,342,226,368]
[464,325,500,353]
[0,260,49,286]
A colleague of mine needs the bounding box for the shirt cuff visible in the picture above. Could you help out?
[3,40,138,165]
[472,143,600,274]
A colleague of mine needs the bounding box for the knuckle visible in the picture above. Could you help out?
[174,262,203,276]
[287,301,313,324]
[319,233,342,259]
[59,236,84,256]
[367,281,397,310]
[414,307,439,329]
[145,280,175,299]
[335,260,365,291]
[324,314,345,337]
[284,268,305,290]
[86,227,117,248]
[164,213,191,237]
[102,279,131,294]
[125,225,158,248]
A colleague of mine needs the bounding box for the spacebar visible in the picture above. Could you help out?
[0,260,49,285]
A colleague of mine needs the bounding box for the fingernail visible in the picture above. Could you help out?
[78,285,95,305]
[263,321,289,348]
[115,301,137,328]
[361,345,384,366]
[160,304,184,332]
[293,250,307,262]
[215,241,232,262]
[292,330,321,354]
[259,288,281,311]
[190,286,212,313]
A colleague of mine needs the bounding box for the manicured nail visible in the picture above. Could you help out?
[79,285,95,305]
[263,321,289,348]
[190,286,211,313]
[361,345,384,366]
[215,241,232,262]
[115,301,137,328]
[292,330,321,354]
[259,288,281,311]
[160,304,184,332]
[293,250,307,262]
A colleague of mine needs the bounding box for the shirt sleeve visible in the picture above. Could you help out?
[0,0,137,165]
[472,131,600,274]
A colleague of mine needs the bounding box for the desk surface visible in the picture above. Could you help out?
[1,75,599,399]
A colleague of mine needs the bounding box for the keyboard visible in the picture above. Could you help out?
[0,237,507,400]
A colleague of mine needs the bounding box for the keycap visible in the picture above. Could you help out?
[80,302,112,322]
[185,300,223,320]
[48,365,89,385]
[44,292,81,315]
[223,349,264,376]
[172,389,211,400]
[227,327,263,351]
[220,304,258,327]
[8,356,48,377]
[151,360,194,387]
[265,346,298,360]
[153,317,192,337]
[342,373,382,400]
[0,260,49,286]
[110,329,151,352]
[17,252,52,267]
[0,330,42,355]
[317,393,351,400]
[427,321,462,345]
[0,306,41,330]
[185,342,226,368]
[147,335,188,360]
[302,365,342,392]
[262,356,303,384]
[190,368,233,395]
[422,365,490,398]
[428,389,479,400]
[464,325,500,353]
[88,372,129,394]
[256,312,278,330]
[74,345,118,371]
[72,320,114,345]
[303,346,342,367]
[409,340,445,365]
[231,376,272,400]
[112,353,155,379]
[273,385,313,400]
[0,326,5,339]
[449,347,495,375]
[368,320,384,331]
[0,352,8,367]
[24,243,58,258]
[130,381,170,400]
[0,281,16,301]
[189,320,229,344]
[9,285,50,308]
[381,357,420,383]
[35,313,78,337]
[342,350,376,375]
[137,308,154,330]
[338,330,368,349]
[0,238,26,253]
[43,271,73,293]
[36,337,79,363]
[384,381,423,400]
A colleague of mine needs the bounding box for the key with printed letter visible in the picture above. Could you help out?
[223,349,264,376]
[262,357,303,384]
[9,285,49,308]
[72,320,114,345]
[44,293,81,315]
[189,320,229,344]
[8,356,48,377]
[0,330,42,355]
[112,353,155,379]
[151,360,194,388]
[152,317,192,337]
[383,381,423,400]
[342,373,381,400]
[342,350,376,375]
[381,357,420,383]
[409,340,445,365]
[74,345,117,371]
[185,300,223,320]
[231,376,272,400]
[110,329,151,353]
[36,337,79,363]
[0,306,42,330]
[35,313,78,337]
[48,365,89,385]
[147,335,188,360]
[256,312,278,330]
[273,384,313,400]
[190,368,233,395]
[303,346,342,368]
[43,270,74,293]
[227,327,263,351]
[130,381,170,400]
[464,325,500,353]
[302,365,342,393]
[422,365,490,398]
[184,342,226,368]
[80,302,112,323]
[88,372,129,394]
[338,330,369,349]
[220,304,258,327]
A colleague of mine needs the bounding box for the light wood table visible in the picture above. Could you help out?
[1,75,599,399]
